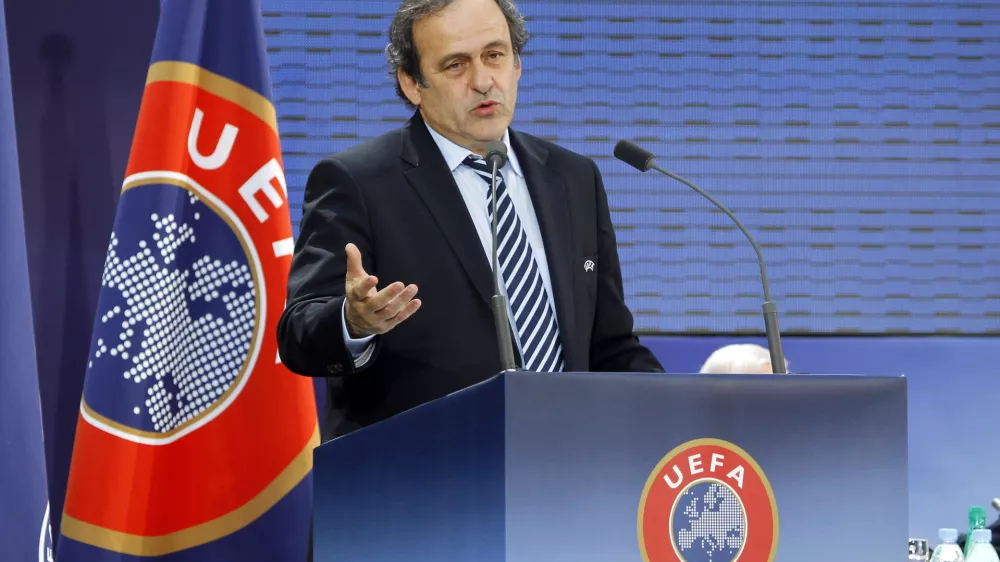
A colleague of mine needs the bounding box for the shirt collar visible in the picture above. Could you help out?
[423,119,524,178]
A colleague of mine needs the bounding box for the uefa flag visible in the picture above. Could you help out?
[0,0,53,559]
[56,1,319,560]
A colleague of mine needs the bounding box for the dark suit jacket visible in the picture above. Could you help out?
[277,111,663,440]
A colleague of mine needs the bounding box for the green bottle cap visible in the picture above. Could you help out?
[970,506,987,529]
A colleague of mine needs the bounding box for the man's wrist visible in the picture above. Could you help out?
[341,300,375,354]
[344,307,368,339]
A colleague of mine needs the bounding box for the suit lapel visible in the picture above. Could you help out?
[400,113,494,308]
[509,130,580,371]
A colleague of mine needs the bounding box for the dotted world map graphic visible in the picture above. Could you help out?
[672,481,747,562]
[84,184,257,434]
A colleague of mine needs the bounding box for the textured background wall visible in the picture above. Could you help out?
[262,0,1000,335]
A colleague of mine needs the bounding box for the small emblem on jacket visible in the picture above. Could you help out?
[584,260,596,272]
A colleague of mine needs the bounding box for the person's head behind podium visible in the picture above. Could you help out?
[385,0,528,156]
[699,344,789,375]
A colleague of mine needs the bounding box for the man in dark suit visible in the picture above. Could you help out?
[277,0,663,440]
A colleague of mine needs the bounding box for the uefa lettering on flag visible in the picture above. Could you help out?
[57,1,319,560]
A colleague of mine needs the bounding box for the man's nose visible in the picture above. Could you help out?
[469,61,494,95]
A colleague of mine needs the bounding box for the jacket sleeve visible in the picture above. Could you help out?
[587,158,665,373]
[276,157,380,378]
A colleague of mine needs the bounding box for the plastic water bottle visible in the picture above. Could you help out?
[966,507,989,558]
[966,529,1000,562]
[930,528,965,562]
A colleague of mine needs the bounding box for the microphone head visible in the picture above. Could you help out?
[614,139,655,172]
[485,140,508,169]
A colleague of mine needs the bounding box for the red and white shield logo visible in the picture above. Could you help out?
[638,438,779,562]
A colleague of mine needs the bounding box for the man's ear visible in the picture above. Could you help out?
[397,68,422,106]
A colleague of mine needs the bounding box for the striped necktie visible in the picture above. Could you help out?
[463,155,565,372]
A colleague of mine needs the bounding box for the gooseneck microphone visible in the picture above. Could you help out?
[485,140,518,371]
[613,139,788,374]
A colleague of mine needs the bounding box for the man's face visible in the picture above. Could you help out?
[399,0,521,154]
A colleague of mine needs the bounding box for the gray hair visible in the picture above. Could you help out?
[699,344,790,375]
[385,0,529,106]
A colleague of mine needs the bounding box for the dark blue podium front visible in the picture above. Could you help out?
[313,371,907,562]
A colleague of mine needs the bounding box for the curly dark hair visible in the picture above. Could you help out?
[385,0,529,106]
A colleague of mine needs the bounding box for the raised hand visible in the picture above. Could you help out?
[343,243,421,337]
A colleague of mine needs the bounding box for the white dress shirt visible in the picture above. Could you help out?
[342,121,558,365]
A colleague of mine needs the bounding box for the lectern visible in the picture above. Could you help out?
[313,371,907,562]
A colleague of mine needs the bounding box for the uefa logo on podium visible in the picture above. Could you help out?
[638,438,779,562]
